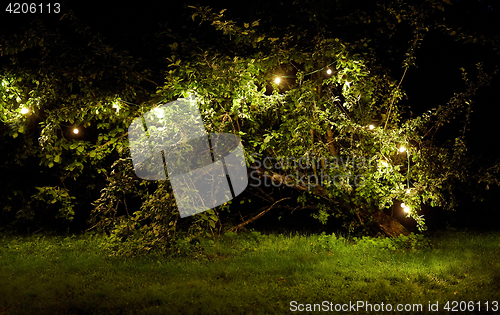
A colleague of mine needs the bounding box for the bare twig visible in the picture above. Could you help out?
[384,67,408,130]
[228,197,291,232]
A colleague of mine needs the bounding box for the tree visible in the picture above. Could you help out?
[1,0,498,254]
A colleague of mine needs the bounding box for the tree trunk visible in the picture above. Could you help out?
[249,166,410,237]
[369,210,410,237]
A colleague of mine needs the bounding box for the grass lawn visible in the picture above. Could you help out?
[0,230,499,314]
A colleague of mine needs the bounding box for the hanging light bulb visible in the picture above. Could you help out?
[112,101,120,113]
[399,146,406,153]
[326,69,332,75]
[369,124,375,130]
[153,107,164,119]
[274,77,281,84]
[401,202,410,213]
[73,128,79,134]
[20,107,29,114]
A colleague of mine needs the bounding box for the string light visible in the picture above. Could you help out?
[271,60,337,83]
[153,107,164,119]
[112,101,120,113]
[401,202,410,213]
[73,128,79,134]
[368,124,375,130]
[117,99,136,106]
[399,146,406,153]
[20,107,29,114]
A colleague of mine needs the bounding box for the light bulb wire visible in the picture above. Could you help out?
[279,60,337,79]
[407,145,410,190]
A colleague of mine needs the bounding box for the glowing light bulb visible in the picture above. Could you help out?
[112,102,120,113]
[326,69,332,75]
[20,107,29,114]
[73,128,79,134]
[274,77,281,84]
[401,202,410,213]
[399,146,406,153]
[369,124,375,130]
[153,107,164,119]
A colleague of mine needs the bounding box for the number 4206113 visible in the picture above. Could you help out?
[6,3,60,14]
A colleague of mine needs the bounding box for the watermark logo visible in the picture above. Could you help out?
[128,98,248,218]
[248,153,380,191]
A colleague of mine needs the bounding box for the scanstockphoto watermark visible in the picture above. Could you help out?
[248,153,380,190]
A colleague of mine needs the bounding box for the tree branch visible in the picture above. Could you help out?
[228,197,291,232]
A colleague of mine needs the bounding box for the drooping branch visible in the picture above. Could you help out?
[228,197,291,232]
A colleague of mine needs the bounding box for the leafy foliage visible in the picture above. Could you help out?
[1,1,499,253]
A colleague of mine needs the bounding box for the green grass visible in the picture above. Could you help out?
[0,230,499,314]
